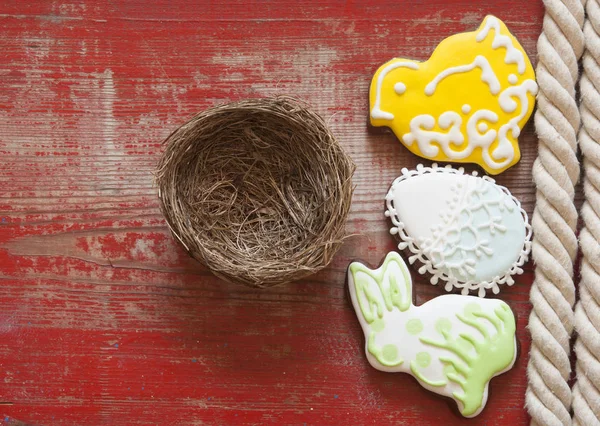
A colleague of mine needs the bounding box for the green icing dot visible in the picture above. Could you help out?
[406,318,424,335]
[371,319,385,332]
[415,352,431,368]
[464,302,482,316]
[382,344,398,362]
[435,317,452,335]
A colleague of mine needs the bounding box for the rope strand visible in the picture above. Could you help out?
[572,1,600,423]
[526,0,585,424]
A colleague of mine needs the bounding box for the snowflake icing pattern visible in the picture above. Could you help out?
[418,176,514,287]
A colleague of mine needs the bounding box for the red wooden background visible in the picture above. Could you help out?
[0,1,546,425]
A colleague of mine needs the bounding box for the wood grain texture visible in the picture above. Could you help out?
[0,1,547,424]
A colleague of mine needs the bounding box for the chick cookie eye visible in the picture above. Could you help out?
[394,82,406,95]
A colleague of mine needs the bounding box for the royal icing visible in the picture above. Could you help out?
[385,164,532,296]
[369,15,537,175]
[348,251,517,417]
[372,61,419,120]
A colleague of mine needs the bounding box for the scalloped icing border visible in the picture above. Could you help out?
[384,163,532,297]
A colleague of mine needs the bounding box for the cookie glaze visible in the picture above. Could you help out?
[369,15,537,175]
[385,164,531,296]
[348,251,517,417]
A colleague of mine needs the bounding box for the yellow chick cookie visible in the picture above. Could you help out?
[370,15,537,175]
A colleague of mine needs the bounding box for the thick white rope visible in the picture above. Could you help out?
[526,0,585,425]
[572,0,600,424]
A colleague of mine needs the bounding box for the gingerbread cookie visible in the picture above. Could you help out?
[385,164,531,296]
[369,15,537,175]
[348,251,517,417]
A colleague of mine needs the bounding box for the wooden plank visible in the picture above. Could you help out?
[0,1,545,424]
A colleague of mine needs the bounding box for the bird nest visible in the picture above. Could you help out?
[155,97,355,288]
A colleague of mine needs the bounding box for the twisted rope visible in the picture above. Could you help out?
[572,0,600,424]
[526,0,585,425]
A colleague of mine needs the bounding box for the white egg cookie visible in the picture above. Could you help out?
[348,251,517,417]
[385,164,531,296]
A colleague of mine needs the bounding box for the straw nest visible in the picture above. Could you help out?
[155,97,355,288]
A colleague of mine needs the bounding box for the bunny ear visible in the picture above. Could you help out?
[348,252,413,324]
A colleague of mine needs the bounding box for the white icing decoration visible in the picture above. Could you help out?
[402,79,537,170]
[462,104,471,114]
[508,74,518,84]
[402,112,464,157]
[371,61,419,120]
[402,109,499,161]
[348,251,517,417]
[476,16,526,74]
[491,79,538,163]
[394,82,406,95]
[385,164,532,296]
[425,56,500,96]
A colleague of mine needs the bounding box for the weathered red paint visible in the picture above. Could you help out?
[0,1,543,424]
